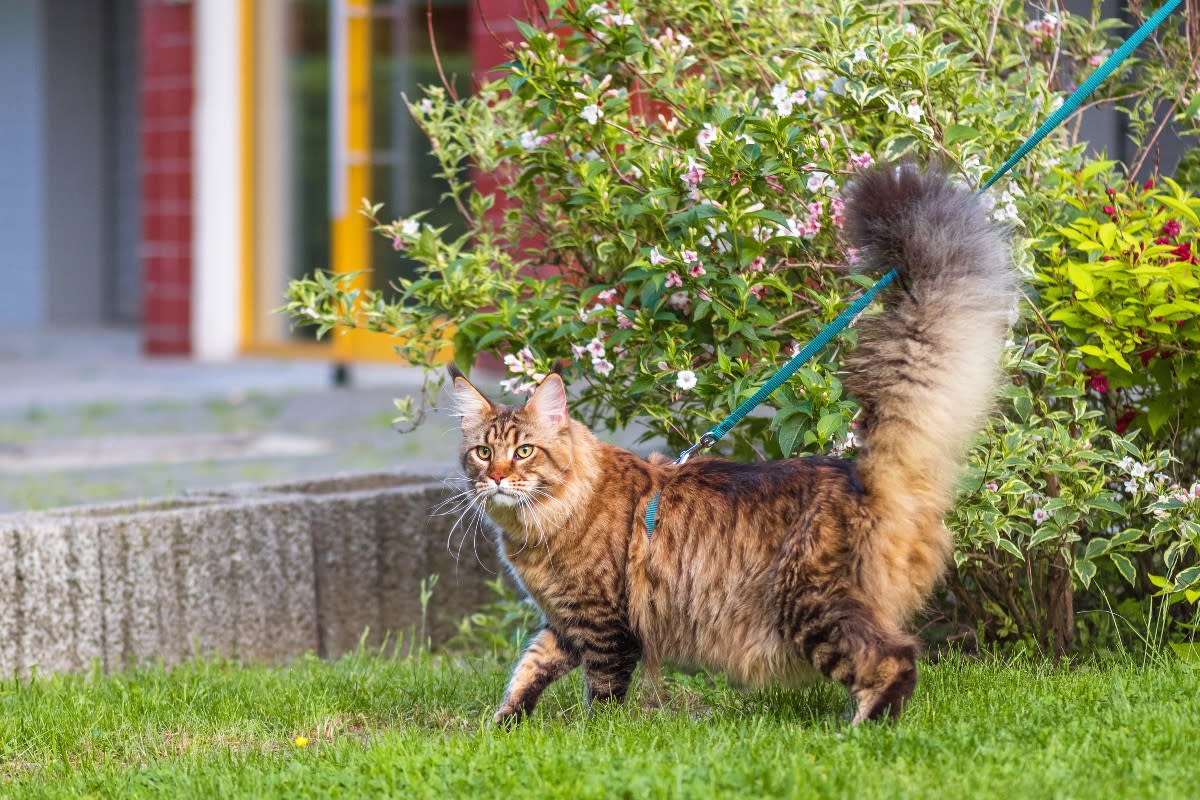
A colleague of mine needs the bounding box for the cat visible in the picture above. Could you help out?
[448,164,1015,724]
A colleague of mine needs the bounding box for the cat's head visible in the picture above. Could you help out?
[449,364,575,510]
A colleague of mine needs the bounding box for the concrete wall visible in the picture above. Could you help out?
[0,472,499,676]
[0,2,47,329]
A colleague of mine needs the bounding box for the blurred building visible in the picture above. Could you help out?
[0,0,524,360]
[0,1,1183,361]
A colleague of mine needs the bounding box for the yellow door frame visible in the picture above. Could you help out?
[239,0,403,362]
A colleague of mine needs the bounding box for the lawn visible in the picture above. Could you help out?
[1,651,1197,798]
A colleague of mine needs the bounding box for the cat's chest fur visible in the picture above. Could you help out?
[489,508,629,628]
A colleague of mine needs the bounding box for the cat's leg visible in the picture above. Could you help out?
[782,590,918,723]
[494,626,581,725]
[580,626,642,708]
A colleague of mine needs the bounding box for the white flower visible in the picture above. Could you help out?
[586,337,606,359]
[649,246,669,266]
[586,3,607,17]
[519,130,546,150]
[1032,508,1049,523]
[831,76,847,95]
[608,11,634,26]
[580,104,603,125]
[400,218,420,237]
[696,123,717,151]
[811,86,827,105]
[1118,456,1135,471]
[677,33,693,50]
[853,47,868,63]
[807,172,831,192]
[905,100,924,123]
[418,98,434,115]
[1124,480,1139,495]
[593,358,614,376]
[503,354,523,373]
[1130,462,1149,478]
[676,370,698,391]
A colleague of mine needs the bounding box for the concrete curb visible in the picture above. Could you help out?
[0,472,498,675]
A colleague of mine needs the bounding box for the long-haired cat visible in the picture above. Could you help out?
[449,165,1015,723]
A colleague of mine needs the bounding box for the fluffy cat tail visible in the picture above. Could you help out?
[840,165,1015,605]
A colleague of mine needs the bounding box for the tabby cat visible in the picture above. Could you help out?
[449,165,1015,724]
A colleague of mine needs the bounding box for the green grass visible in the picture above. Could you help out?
[1,652,1197,798]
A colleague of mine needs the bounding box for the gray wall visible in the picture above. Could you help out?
[108,0,142,323]
[43,0,108,326]
[0,0,141,332]
[0,3,48,328]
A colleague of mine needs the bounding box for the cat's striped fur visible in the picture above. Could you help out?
[450,165,1015,724]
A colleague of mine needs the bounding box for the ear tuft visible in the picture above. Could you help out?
[526,373,568,430]
[450,371,492,428]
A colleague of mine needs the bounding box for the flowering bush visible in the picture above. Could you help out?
[1034,173,1200,474]
[286,0,1199,649]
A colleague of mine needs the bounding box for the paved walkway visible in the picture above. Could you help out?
[0,327,463,512]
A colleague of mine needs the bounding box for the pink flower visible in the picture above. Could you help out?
[593,358,614,376]
[846,246,860,265]
[1032,508,1049,524]
[617,312,634,329]
[849,152,874,169]
[665,271,683,288]
[667,290,690,311]
[1102,205,1117,216]
[688,262,706,278]
[1162,219,1182,238]
[749,284,768,300]
[597,288,618,303]
[1088,374,1109,393]
[682,158,706,188]
[986,481,999,492]
[649,247,669,266]
[586,337,606,359]
[391,234,406,251]
[830,197,846,229]
[681,249,699,265]
[764,175,784,193]
[746,256,767,273]
[697,289,711,302]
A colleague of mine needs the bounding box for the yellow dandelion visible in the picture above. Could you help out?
[293,736,309,748]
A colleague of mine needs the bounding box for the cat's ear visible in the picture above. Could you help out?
[447,364,493,428]
[526,373,568,431]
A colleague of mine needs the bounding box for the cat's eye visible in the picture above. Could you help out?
[475,445,492,460]
[515,444,534,459]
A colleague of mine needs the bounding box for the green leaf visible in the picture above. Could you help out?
[816,412,843,443]
[943,124,980,145]
[778,418,805,457]
[996,539,1025,561]
[1170,643,1200,663]
[1175,565,1200,589]
[1029,527,1060,548]
[1074,558,1097,589]
[452,330,477,377]
[1109,552,1137,587]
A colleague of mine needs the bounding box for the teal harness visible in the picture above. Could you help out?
[644,0,1184,539]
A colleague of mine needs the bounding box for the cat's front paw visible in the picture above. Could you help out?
[492,702,527,728]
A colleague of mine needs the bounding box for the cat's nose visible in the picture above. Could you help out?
[489,471,506,483]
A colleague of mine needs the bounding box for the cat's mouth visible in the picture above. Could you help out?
[483,486,522,507]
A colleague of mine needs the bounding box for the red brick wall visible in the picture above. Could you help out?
[140,0,194,355]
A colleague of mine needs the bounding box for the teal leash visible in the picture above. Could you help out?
[644,0,1184,539]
